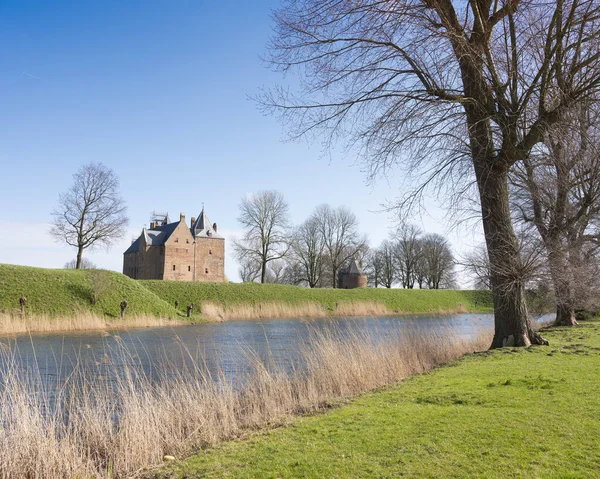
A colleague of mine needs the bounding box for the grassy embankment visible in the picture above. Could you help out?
[0,264,180,333]
[142,280,494,320]
[153,320,600,479]
[0,263,493,333]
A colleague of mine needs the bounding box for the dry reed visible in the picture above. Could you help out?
[199,300,470,321]
[0,326,491,478]
[0,312,181,335]
[199,300,394,321]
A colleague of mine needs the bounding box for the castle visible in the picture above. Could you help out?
[123,208,225,282]
[338,259,367,289]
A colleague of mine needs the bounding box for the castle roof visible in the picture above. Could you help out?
[339,259,365,276]
[191,207,222,239]
[124,221,181,254]
[146,221,180,244]
[124,237,141,254]
[349,259,364,275]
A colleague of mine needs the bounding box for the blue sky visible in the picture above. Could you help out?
[0,0,483,283]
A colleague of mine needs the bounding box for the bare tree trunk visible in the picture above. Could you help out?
[76,246,84,270]
[261,260,267,284]
[476,164,546,348]
[556,302,577,327]
[548,246,577,326]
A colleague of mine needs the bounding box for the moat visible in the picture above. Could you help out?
[0,314,552,389]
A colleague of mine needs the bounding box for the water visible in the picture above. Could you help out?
[0,313,552,391]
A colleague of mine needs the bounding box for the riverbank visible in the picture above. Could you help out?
[151,319,600,479]
[142,280,494,320]
[0,264,493,334]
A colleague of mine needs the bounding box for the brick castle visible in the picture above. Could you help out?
[123,208,225,282]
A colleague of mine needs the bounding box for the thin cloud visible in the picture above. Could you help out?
[22,71,44,81]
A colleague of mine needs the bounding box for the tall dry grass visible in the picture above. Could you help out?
[0,312,181,335]
[199,300,397,321]
[199,300,469,321]
[0,326,491,478]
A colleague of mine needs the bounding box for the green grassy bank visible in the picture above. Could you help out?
[0,263,492,322]
[142,280,493,316]
[0,264,177,318]
[153,320,600,479]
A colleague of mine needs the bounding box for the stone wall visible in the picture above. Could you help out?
[162,218,195,281]
[194,237,225,282]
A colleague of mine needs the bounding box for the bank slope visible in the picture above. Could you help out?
[141,281,493,318]
[0,264,177,318]
[154,320,600,479]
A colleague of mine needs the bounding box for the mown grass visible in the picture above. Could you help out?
[152,320,600,479]
[0,264,177,318]
[142,280,494,317]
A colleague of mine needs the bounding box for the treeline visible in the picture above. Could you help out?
[367,225,454,290]
[232,191,455,289]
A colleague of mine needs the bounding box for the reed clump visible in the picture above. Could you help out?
[198,299,394,321]
[0,312,181,335]
[0,326,491,478]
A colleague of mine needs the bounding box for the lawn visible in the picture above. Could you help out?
[152,320,600,479]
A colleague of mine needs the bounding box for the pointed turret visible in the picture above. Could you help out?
[191,206,222,238]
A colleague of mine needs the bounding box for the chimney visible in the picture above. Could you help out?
[213,223,218,233]
[191,217,196,228]
[180,212,185,222]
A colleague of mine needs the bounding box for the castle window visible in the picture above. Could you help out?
[209,249,212,255]
[188,266,191,272]
[175,238,179,243]
[186,239,189,244]
[172,265,176,271]
[205,268,209,274]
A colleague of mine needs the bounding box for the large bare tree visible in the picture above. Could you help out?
[420,233,455,289]
[378,240,397,288]
[266,0,600,347]
[511,101,600,325]
[365,247,385,288]
[233,190,290,284]
[289,215,326,288]
[393,224,422,289]
[50,163,128,269]
[313,204,368,288]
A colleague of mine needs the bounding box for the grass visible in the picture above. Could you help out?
[0,264,177,318]
[142,280,494,318]
[152,320,600,479]
[0,325,488,478]
[0,263,493,333]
